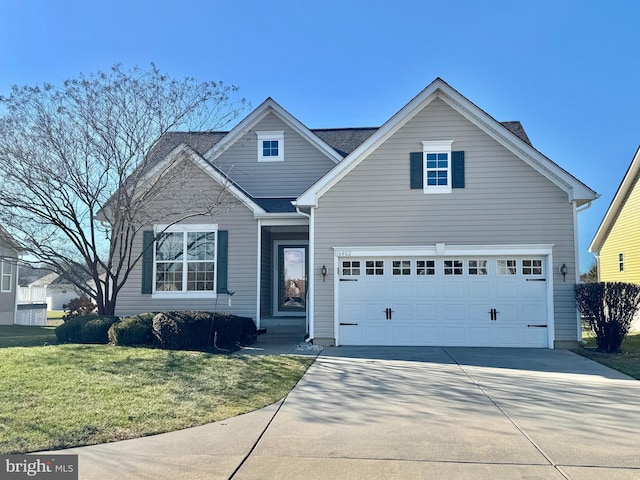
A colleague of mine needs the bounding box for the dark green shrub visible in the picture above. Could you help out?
[55,314,100,343]
[62,295,97,320]
[151,311,257,352]
[152,311,213,351]
[108,313,155,346]
[213,313,257,350]
[575,282,640,353]
[81,316,118,344]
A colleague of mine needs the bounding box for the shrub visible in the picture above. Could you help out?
[151,311,257,352]
[81,316,118,344]
[55,314,100,343]
[108,313,155,346]
[214,313,257,350]
[152,311,213,351]
[575,282,640,353]
[63,295,97,320]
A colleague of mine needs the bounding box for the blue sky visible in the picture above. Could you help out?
[1,0,639,272]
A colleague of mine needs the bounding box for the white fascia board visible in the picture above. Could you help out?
[436,86,598,204]
[186,149,267,216]
[332,244,555,257]
[296,85,442,207]
[297,78,598,207]
[589,145,640,253]
[253,215,309,227]
[204,98,343,165]
[145,143,266,216]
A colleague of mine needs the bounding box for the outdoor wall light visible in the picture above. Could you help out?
[321,265,327,282]
[559,263,568,282]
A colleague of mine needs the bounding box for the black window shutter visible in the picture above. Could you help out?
[452,151,465,188]
[141,230,154,294]
[410,152,423,189]
[217,230,229,294]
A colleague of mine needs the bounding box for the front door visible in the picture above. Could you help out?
[277,244,307,314]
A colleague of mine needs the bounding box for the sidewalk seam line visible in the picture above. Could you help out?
[442,347,573,480]
[227,356,318,479]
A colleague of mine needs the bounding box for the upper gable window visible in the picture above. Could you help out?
[422,141,453,194]
[257,131,284,162]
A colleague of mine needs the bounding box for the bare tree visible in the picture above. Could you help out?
[0,64,246,315]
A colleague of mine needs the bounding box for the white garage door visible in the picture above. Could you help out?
[338,255,549,347]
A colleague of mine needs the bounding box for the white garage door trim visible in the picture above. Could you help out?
[333,244,555,348]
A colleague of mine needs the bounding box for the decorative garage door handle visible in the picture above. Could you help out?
[488,308,499,321]
[384,308,394,320]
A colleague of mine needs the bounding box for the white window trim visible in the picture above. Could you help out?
[1,260,12,293]
[152,224,218,299]
[422,140,453,194]
[257,131,284,162]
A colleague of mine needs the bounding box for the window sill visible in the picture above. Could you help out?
[151,292,217,300]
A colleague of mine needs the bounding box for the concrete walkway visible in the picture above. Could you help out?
[48,346,640,480]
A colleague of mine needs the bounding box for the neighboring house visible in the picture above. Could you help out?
[19,265,96,311]
[589,146,640,283]
[113,78,598,349]
[27,272,80,311]
[0,226,20,325]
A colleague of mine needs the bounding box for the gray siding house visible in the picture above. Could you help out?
[0,226,19,325]
[115,79,598,348]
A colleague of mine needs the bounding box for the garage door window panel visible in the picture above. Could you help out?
[468,259,488,275]
[393,260,411,275]
[522,259,543,275]
[366,260,384,275]
[444,260,463,275]
[497,260,517,275]
[417,260,435,275]
[342,261,360,276]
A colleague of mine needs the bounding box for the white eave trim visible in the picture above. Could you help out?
[148,143,267,216]
[589,145,640,253]
[203,98,343,165]
[297,79,598,207]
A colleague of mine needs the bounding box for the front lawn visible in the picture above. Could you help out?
[578,332,640,379]
[0,344,314,453]
[0,325,58,348]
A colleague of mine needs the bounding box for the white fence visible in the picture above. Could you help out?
[18,286,47,304]
[16,286,48,326]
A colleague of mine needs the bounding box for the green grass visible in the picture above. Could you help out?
[0,325,58,348]
[578,332,640,379]
[0,343,314,453]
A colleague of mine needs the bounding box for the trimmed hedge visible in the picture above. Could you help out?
[152,311,257,352]
[81,316,119,344]
[55,314,100,343]
[56,309,257,352]
[108,313,155,346]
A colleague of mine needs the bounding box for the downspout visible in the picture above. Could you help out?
[295,206,314,342]
[256,219,262,329]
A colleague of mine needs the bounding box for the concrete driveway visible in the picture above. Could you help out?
[233,347,640,480]
[56,347,640,479]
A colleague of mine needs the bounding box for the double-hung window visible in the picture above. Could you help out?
[154,225,217,296]
[1,260,13,292]
[257,131,284,162]
[422,140,454,193]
